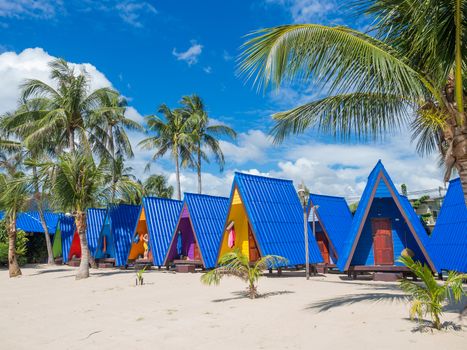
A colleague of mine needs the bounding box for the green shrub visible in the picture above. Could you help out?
[0,220,28,266]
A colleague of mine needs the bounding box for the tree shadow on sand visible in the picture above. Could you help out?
[212,290,294,303]
[306,292,407,312]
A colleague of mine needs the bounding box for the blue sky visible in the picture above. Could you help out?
[0,0,444,199]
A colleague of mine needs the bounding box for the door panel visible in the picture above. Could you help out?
[372,218,394,265]
[316,232,330,264]
[248,225,260,262]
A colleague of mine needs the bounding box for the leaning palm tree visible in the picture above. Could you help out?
[0,174,31,277]
[239,0,467,203]
[201,249,288,299]
[399,256,466,330]
[41,151,106,279]
[139,104,193,200]
[180,95,236,193]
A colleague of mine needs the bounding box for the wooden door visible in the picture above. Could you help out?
[193,242,201,261]
[372,218,394,265]
[316,232,330,264]
[248,225,260,262]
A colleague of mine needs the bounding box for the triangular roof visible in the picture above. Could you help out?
[98,203,141,267]
[220,172,323,265]
[165,193,229,268]
[86,208,107,257]
[428,178,467,273]
[142,197,183,266]
[16,211,60,234]
[307,193,353,259]
[337,161,435,271]
[58,214,76,263]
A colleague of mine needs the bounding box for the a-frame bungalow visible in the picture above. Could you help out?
[337,161,436,279]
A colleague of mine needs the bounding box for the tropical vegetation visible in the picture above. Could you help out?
[239,0,467,204]
[201,249,288,299]
[0,58,233,278]
[399,256,466,330]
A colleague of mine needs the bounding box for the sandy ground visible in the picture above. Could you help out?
[0,265,465,350]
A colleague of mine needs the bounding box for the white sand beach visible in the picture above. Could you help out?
[0,265,465,350]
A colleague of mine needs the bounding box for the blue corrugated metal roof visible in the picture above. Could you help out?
[16,211,60,234]
[59,214,76,263]
[428,178,467,273]
[107,204,141,266]
[143,197,183,266]
[166,193,229,268]
[337,161,435,272]
[232,172,323,266]
[86,208,106,257]
[308,194,353,259]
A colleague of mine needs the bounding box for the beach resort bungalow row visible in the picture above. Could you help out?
[164,193,229,271]
[336,161,436,280]
[217,172,323,269]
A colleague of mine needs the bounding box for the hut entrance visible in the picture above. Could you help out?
[248,225,260,262]
[372,218,394,265]
[128,208,150,262]
[316,232,330,264]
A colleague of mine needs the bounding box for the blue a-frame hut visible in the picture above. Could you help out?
[428,178,467,273]
[86,208,107,258]
[164,193,229,269]
[141,197,183,267]
[217,172,323,267]
[307,194,353,265]
[95,204,141,267]
[337,161,436,274]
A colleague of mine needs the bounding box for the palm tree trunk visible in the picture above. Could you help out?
[8,218,21,278]
[69,128,75,151]
[32,166,54,265]
[75,211,89,280]
[453,133,467,205]
[175,150,181,200]
[197,146,202,194]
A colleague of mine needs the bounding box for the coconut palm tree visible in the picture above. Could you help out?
[0,174,31,277]
[142,174,174,199]
[3,58,118,153]
[399,256,466,330]
[102,156,142,204]
[180,95,236,193]
[41,151,106,279]
[239,0,467,204]
[139,104,193,200]
[201,249,288,299]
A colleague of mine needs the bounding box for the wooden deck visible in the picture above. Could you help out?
[347,265,413,280]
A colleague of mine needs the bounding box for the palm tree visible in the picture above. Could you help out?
[102,156,142,204]
[201,249,287,299]
[0,174,31,277]
[41,151,106,279]
[399,256,466,330]
[239,0,467,204]
[142,174,174,198]
[139,104,193,200]
[180,95,236,193]
[3,58,119,153]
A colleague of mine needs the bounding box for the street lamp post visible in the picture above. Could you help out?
[297,183,310,280]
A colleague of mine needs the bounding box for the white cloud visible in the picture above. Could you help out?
[219,130,273,164]
[0,48,111,115]
[172,41,203,66]
[125,106,145,125]
[222,50,233,61]
[265,0,337,23]
[0,0,61,19]
[203,66,212,74]
[115,1,157,28]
